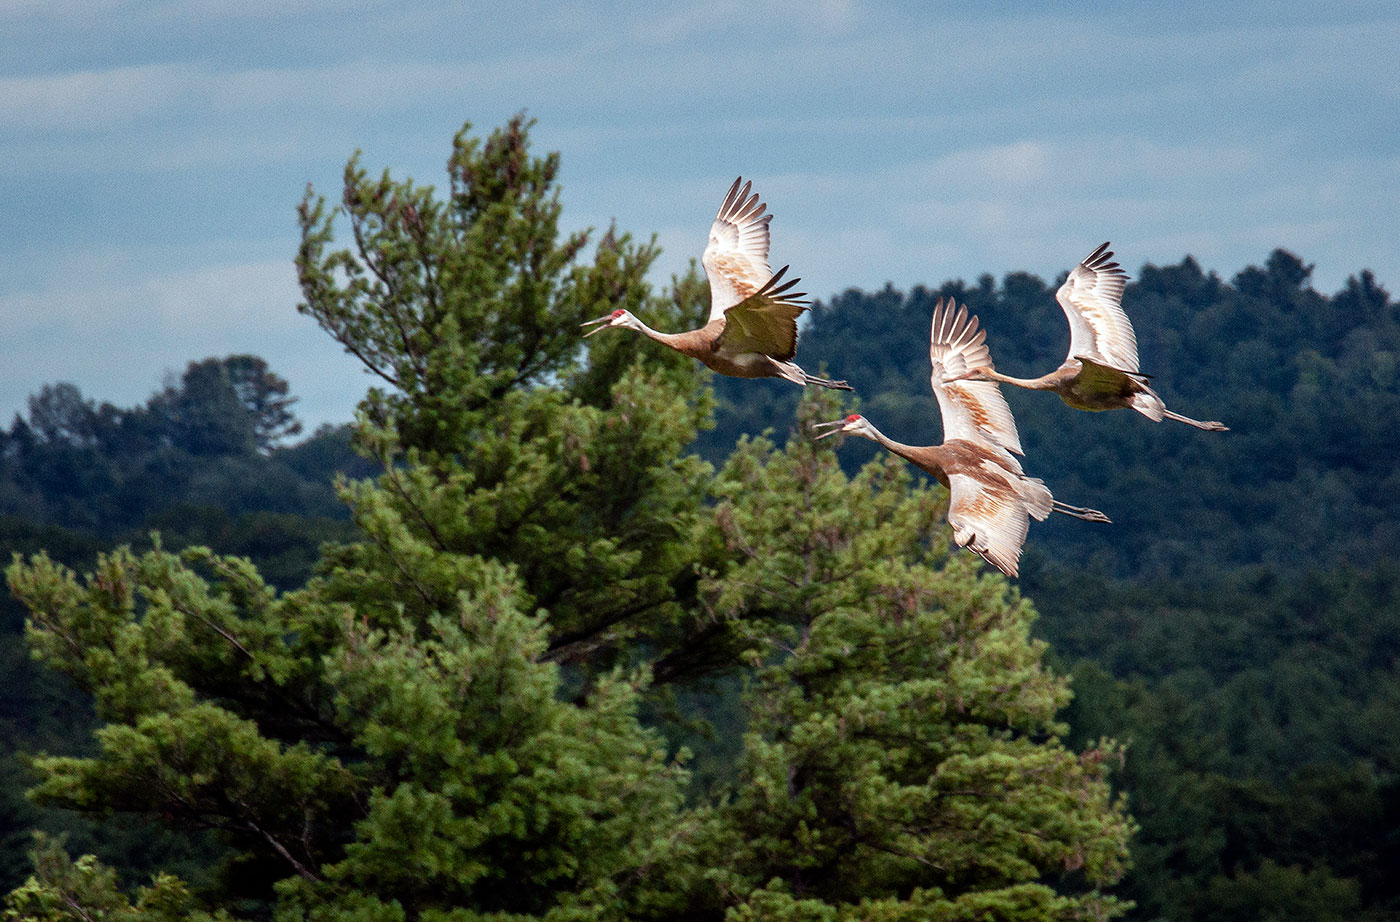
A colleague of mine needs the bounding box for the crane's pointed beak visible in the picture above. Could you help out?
[811,419,846,440]
[580,315,612,338]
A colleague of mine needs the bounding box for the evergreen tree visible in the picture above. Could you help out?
[7,115,696,922]
[686,394,1132,920]
[24,384,100,448]
[4,834,203,922]
[222,355,304,452]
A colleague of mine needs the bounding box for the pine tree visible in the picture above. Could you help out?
[685,391,1134,920]
[294,114,721,679]
[7,115,698,921]
[5,116,1133,921]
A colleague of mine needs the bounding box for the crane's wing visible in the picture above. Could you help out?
[713,266,809,360]
[702,177,773,324]
[929,298,1024,456]
[945,469,1032,578]
[1055,242,1138,373]
[1072,355,1145,401]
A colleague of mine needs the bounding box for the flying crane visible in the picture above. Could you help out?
[815,299,1109,578]
[583,177,851,390]
[950,243,1226,430]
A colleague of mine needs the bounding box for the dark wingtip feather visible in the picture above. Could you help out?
[757,265,810,305]
[1080,241,1128,280]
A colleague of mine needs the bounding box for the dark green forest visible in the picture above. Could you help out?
[1,117,1396,921]
[698,251,1400,920]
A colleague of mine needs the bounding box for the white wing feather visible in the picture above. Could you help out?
[701,177,773,323]
[946,459,1053,578]
[945,471,1032,578]
[1055,242,1138,373]
[929,298,1024,456]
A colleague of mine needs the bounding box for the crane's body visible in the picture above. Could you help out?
[816,299,1108,578]
[864,432,1037,496]
[960,243,1226,431]
[582,177,851,391]
[985,355,1168,417]
[608,316,826,384]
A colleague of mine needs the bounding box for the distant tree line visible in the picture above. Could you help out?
[0,355,367,537]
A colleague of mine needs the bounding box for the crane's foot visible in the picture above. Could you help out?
[806,375,854,391]
[1163,410,1228,431]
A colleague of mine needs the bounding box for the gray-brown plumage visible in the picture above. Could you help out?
[581,177,851,390]
[814,298,1109,578]
[954,242,1226,430]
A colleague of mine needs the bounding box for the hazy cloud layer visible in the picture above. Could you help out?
[3,1,1396,428]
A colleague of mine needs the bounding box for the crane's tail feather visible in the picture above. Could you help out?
[1162,409,1228,431]
[804,373,854,391]
[1052,501,1112,523]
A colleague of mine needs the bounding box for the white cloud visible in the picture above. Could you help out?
[0,259,365,428]
[0,65,191,132]
[1,260,297,333]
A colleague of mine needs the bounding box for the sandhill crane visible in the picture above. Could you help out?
[582,177,851,390]
[814,298,1109,578]
[951,243,1226,430]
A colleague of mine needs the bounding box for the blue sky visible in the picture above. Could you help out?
[3,1,1397,430]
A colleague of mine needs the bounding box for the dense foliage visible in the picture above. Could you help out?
[1,118,1130,921]
[0,358,373,898]
[0,355,369,584]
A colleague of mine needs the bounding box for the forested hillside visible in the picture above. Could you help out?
[0,355,371,578]
[0,356,375,892]
[697,250,1400,920]
[1,117,1396,921]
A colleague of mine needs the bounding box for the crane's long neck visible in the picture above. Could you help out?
[628,318,686,348]
[862,423,945,479]
[626,318,720,361]
[977,366,1056,390]
[864,422,912,455]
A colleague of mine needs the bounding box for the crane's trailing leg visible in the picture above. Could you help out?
[803,372,854,391]
[1162,409,1228,431]
[1051,500,1112,523]
[769,359,853,391]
